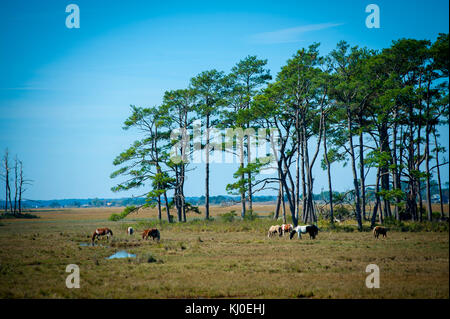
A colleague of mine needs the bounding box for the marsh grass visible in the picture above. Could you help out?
[0,207,448,298]
[0,212,39,219]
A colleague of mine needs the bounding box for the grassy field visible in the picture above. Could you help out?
[0,205,448,299]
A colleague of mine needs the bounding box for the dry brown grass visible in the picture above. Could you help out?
[19,202,448,222]
[0,206,448,299]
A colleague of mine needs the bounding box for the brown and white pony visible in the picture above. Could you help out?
[142,228,160,241]
[92,227,113,242]
[281,224,293,235]
[373,226,387,239]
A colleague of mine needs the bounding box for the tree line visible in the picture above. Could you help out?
[1,149,32,215]
[111,34,449,230]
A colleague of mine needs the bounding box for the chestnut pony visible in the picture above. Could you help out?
[373,226,388,239]
[142,228,160,241]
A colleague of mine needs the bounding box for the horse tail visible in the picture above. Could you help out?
[91,232,97,242]
[108,229,113,236]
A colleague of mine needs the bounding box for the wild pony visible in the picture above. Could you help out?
[281,224,293,236]
[289,225,319,240]
[267,225,282,238]
[91,227,113,243]
[373,226,388,239]
[142,228,160,241]
[127,226,134,235]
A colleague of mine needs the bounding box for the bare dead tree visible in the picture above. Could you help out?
[14,155,18,214]
[2,149,13,213]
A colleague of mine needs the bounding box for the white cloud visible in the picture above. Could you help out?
[250,23,344,44]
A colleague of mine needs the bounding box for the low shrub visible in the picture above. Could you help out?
[108,206,136,221]
[242,210,259,221]
[219,210,237,222]
[0,212,39,219]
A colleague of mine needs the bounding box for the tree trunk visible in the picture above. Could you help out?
[274,183,281,220]
[303,119,312,223]
[346,106,363,231]
[391,113,400,221]
[295,107,301,221]
[179,159,187,222]
[175,166,182,222]
[371,167,382,228]
[240,134,246,218]
[157,195,162,221]
[407,119,418,221]
[4,150,10,212]
[153,124,163,221]
[205,114,210,220]
[424,80,433,222]
[247,140,253,212]
[14,157,18,214]
[379,122,391,219]
[433,131,444,219]
[18,160,23,213]
[425,123,433,221]
[163,191,171,222]
[359,130,366,220]
[281,179,286,224]
[323,119,334,224]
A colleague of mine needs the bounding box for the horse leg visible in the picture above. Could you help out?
[92,233,98,244]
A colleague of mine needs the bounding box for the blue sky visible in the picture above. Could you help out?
[0,0,448,200]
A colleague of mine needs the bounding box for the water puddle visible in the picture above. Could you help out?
[106,250,136,259]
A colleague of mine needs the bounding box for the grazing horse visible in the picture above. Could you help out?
[290,225,319,240]
[92,227,113,243]
[142,228,160,241]
[127,226,134,235]
[267,225,282,238]
[373,226,387,239]
[281,224,293,236]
